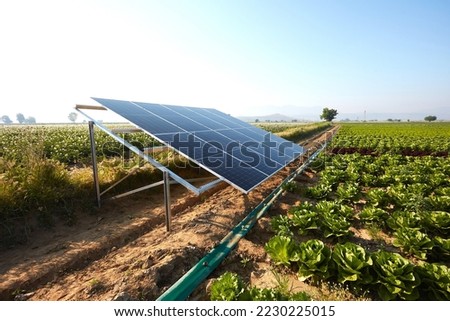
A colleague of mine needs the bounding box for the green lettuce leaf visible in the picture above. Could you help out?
[332,242,373,284]
[297,239,331,281]
[372,250,421,300]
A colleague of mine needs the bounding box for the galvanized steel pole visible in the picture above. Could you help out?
[88,121,101,207]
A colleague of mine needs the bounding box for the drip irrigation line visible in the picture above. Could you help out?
[157,130,336,301]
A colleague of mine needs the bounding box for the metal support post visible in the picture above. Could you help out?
[89,121,101,207]
[163,171,172,232]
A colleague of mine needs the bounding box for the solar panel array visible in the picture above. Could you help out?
[92,97,304,193]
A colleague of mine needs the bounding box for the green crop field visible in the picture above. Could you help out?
[0,122,327,247]
[0,124,157,164]
[211,122,450,301]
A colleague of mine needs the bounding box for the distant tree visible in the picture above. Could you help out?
[387,118,393,122]
[424,115,437,122]
[16,113,25,124]
[320,108,338,122]
[24,116,36,124]
[1,115,13,124]
[255,118,260,123]
[68,112,78,123]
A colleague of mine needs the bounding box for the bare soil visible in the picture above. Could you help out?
[0,129,337,301]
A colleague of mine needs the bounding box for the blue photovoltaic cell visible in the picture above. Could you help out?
[164,106,231,130]
[187,107,252,129]
[91,97,304,193]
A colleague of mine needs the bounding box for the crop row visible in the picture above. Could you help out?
[307,153,450,212]
[330,123,450,153]
[0,123,326,165]
[0,125,157,164]
[265,236,448,300]
[257,122,331,142]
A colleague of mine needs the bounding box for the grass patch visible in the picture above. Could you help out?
[0,133,208,248]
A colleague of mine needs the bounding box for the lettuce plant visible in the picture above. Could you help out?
[247,283,311,301]
[314,200,353,238]
[319,211,352,239]
[247,287,288,301]
[366,188,390,208]
[210,272,246,301]
[416,262,450,300]
[358,207,388,223]
[291,208,318,235]
[372,250,421,300]
[337,203,355,219]
[389,184,427,211]
[305,183,332,200]
[320,169,344,188]
[265,235,298,266]
[297,239,332,281]
[421,211,450,237]
[393,227,434,260]
[270,215,293,237]
[289,201,315,212]
[331,242,373,284]
[386,211,421,230]
[436,186,450,197]
[361,173,377,187]
[314,200,335,215]
[425,195,450,212]
[335,182,360,203]
[430,236,450,261]
[210,272,312,301]
[315,200,354,219]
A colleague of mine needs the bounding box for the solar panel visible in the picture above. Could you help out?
[92,97,304,193]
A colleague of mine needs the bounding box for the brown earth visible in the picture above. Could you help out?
[0,128,339,301]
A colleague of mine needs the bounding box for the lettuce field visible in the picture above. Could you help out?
[211,122,450,301]
[1,121,449,300]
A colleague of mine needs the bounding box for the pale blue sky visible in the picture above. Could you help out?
[0,0,449,122]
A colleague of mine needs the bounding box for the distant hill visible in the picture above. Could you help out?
[338,111,450,121]
[236,107,450,123]
[237,113,296,122]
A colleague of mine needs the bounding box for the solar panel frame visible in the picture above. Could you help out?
[91,97,304,193]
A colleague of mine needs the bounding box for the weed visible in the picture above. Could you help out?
[313,281,371,301]
[282,181,299,193]
[272,270,291,296]
[366,223,384,242]
[240,255,251,268]
[87,278,105,294]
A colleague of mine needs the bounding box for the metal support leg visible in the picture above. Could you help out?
[89,121,101,207]
[163,171,172,232]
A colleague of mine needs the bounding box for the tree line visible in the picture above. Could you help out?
[319,108,440,123]
[0,113,36,124]
[0,110,442,125]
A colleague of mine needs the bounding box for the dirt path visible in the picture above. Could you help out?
[0,127,337,301]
